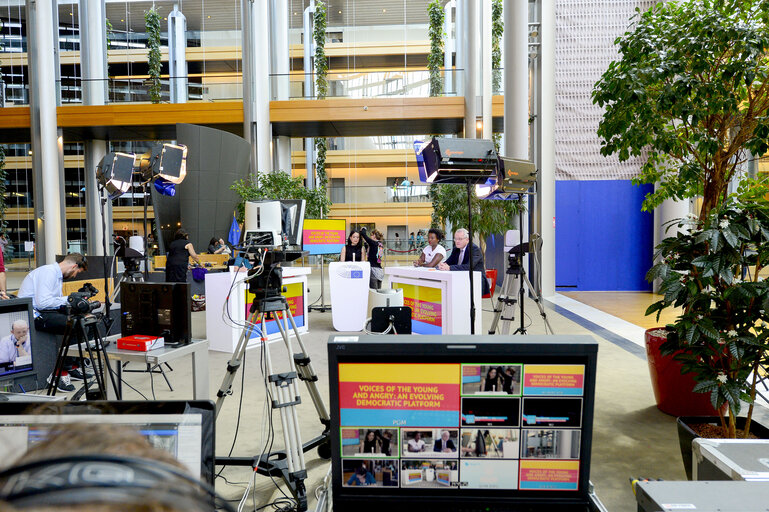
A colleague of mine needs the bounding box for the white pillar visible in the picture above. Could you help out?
[444,0,456,95]
[27,0,64,263]
[168,4,188,103]
[271,0,291,174]
[504,0,528,160]
[464,0,478,138]
[481,0,492,140]
[79,0,112,256]
[253,1,272,174]
[241,0,257,173]
[540,0,556,297]
[456,0,465,98]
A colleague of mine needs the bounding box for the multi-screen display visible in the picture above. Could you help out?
[338,363,585,491]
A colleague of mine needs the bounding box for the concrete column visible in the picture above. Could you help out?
[444,0,455,95]
[168,4,188,103]
[481,0,492,140]
[464,0,478,138]
[504,0,528,160]
[241,0,257,174]
[303,3,315,188]
[79,0,112,256]
[253,0,272,174]
[26,0,64,264]
[271,0,291,174]
[653,195,689,292]
[539,0,556,297]
[456,0,465,98]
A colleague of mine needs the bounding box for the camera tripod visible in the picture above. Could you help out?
[215,293,331,512]
[48,313,120,399]
[488,234,554,336]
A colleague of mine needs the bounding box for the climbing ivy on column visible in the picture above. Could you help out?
[427,0,445,97]
[145,7,162,103]
[0,145,7,236]
[314,0,329,217]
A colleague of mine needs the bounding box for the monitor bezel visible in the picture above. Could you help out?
[0,298,38,388]
[327,335,598,511]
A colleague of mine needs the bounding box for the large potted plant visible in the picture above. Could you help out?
[592,0,769,465]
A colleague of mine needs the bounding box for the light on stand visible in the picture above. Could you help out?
[141,143,188,184]
[96,152,135,199]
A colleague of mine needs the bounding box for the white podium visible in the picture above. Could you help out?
[329,261,370,331]
[385,266,482,335]
[205,266,311,352]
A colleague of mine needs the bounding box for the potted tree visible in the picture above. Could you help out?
[593,0,769,474]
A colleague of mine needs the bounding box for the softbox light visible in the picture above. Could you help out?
[419,137,498,184]
[498,157,537,193]
[96,152,135,199]
[150,143,187,184]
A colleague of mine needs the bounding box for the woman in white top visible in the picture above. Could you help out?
[413,228,446,268]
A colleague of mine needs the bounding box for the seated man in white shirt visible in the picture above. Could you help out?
[413,228,447,268]
[0,319,30,367]
[16,253,89,391]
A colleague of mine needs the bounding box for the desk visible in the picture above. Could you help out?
[205,266,310,352]
[385,267,482,334]
[105,338,209,400]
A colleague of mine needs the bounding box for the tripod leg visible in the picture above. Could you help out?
[77,319,108,400]
[521,272,555,335]
[489,275,518,335]
[47,319,76,396]
[283,308,331,423]
[214,309,261,418]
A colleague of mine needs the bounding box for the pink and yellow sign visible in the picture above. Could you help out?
[245,281,305,337]
[302,219,346,255]
[394,283,442,334]
[519,460,580,490]
[523,365,585,396]
[338,363,460,426]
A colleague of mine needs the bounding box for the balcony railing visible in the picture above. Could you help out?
[329,184,430,204]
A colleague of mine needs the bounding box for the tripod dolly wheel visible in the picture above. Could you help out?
[317,440,332,460]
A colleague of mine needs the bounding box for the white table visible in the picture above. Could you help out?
[385,266,483,335]
[205,266,311,352]
[104,338,209,400]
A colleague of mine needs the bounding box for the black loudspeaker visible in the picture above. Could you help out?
[120,282,191,345]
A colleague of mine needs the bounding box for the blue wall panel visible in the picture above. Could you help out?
[555,180,653,291]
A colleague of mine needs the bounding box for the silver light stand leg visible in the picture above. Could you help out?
[488,272,518,335]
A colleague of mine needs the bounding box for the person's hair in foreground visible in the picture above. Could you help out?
[0,421,231,512]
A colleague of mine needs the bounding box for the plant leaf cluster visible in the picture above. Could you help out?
[491,0,503,92]
[646,198,769,436]
[231,172,329,223]
[313,1,329,215]
[593,0,769,220]
[145,7,163,103]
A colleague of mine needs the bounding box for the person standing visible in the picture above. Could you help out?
[408,232,415,252]
[166,229,201,283]
[360,227,384,289]
[401,177,411,202]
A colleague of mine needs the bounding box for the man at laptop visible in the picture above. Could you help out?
[17,253,91,391]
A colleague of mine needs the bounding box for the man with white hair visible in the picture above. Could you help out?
[437,228,490,295]
[0,319,30,366]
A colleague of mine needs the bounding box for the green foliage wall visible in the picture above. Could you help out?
[427,0,445,97]
[314,0,329,216]
[145,7,162,103]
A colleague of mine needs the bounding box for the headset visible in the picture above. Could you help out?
[0,454,236,512]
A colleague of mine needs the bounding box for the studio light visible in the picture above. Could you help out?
[96,152,135,199]
[498,157,537,193]
[420,137,498,184]
[142,143,187,184]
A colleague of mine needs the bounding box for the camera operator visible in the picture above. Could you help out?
[16,253,89,391]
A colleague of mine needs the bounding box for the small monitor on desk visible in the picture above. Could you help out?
[0,298,37,393]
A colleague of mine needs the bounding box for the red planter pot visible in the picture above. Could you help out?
[645,328,720,416]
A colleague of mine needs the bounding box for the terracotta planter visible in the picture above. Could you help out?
[676,416,769,480]
[645,328,720,416]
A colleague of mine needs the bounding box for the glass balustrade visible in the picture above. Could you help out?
[328,184,430,204]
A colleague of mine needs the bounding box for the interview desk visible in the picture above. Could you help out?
[205,266,310,352]
[385,267,482,335]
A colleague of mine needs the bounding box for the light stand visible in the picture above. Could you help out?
[466,180,476,334]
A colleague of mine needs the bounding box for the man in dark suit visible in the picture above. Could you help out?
[433,430,457,453]
[437,228,490,295]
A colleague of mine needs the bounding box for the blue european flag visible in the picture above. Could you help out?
[228,213,241,246]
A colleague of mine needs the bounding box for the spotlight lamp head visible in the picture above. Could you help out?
[96,152,136,199]
[152,143,188,184]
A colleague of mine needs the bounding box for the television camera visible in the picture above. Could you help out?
[67,283,101,315]
[246,249,306,301]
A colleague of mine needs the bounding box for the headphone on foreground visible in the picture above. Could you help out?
[0,454,235,512]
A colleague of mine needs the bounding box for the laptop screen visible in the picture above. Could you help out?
[328,335,598,512]
[0,401,215,484]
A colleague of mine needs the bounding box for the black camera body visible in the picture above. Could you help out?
[67,283,101,315]
[246,249,306,301]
